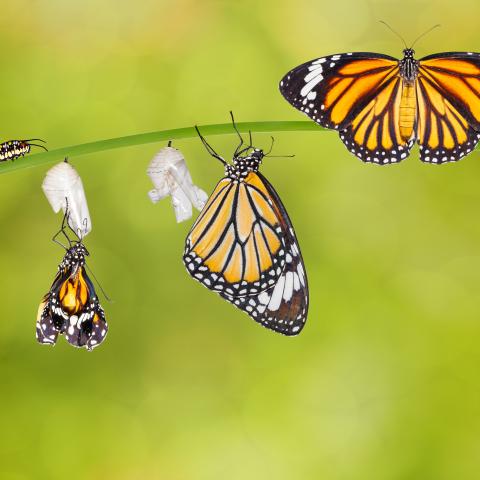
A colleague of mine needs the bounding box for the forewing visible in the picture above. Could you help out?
[417,52,480,163]
[279,52,399,129]
[36,269,68,346]
[221,173,309,336]
[183,175,287,297]
[36,297,60,346]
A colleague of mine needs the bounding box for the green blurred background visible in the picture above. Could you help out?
[1,0,480,478]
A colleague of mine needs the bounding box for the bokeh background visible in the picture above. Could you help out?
[1,0,480,478]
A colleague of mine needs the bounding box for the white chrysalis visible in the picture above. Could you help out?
[147,145,208,223]
[42,160,92,237]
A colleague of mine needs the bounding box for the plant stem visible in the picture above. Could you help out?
[0,121,324,175]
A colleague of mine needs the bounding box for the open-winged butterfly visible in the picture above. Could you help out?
[280,26,480,165]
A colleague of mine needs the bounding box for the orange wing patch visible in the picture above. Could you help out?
[58,269,89,314]
[339,77,416,164]
[329,68,398,125]
[420,58,480,76]
[416,55,480,163]
[189,179,232,248]
[184,173,288,297]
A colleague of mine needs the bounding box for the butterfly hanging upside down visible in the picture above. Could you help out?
[279,25,480,165]
[0,139,47,162]
[183,113,309,336]
[36,209,107,351]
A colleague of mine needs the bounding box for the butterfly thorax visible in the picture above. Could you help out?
[59,243,89,271]
[225,148,264,181]
[399,48,419,83]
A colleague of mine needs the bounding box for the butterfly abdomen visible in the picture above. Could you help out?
[0,140,30,161]
[399,81,416,141]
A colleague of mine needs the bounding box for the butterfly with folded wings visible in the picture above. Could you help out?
[36,209,108,350]
[183,114,308,335]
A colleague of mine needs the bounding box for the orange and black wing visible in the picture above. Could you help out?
[280,53,415,164]
[219,172,308,335]
[184,174,287,296]
[416,52,480,163]
[36,269,65,346]
[36,265,107,350]
[183,172,308,335]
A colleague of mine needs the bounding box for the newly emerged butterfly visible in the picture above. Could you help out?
[280,25,480,164]
[183,114,308,335]
[36,210,107,350]
[0,138,47,162]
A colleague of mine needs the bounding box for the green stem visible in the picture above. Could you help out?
[0,121,324,175]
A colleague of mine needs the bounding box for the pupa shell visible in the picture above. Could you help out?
[42,161,92,237]
[147,146,207,222]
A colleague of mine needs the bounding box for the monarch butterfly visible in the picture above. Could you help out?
[36,210,107,350]
[279,26,480,164]
[183,114,308,336]
[0,138,47,162]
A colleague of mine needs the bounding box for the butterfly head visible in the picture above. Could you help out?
[227,148,264,180]
[402,48,415,59]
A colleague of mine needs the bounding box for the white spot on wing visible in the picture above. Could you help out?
[268,275,286,311]
[283,272,294,302]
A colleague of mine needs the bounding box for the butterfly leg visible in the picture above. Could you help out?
[236,130,254,156]
[195,125,226,165]
[230,111,246,156]
[51,198,73,249]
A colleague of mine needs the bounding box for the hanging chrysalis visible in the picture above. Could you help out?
[42,159,92,237]
[147,142,208,222]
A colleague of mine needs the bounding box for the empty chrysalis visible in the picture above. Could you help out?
[42,159,92,237]
[147,142,208,223]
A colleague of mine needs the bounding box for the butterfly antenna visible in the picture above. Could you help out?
[85,263,112,302]
[24,138,46,143]
[236,129,255,157]
[29,143,49,152]
[265,136,275,155]
[195,125,226,165]
[410,24,441,49]
[379,20,407,49]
